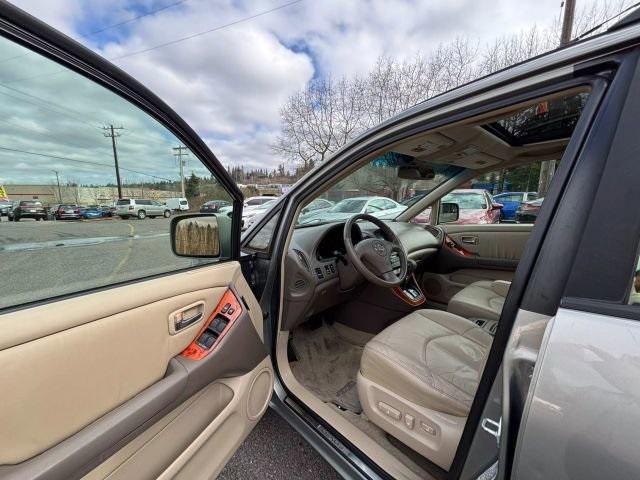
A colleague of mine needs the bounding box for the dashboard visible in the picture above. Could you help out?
[281,220,443,330]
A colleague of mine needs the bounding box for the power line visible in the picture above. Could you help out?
[0,0,303,87]
[81,0,189,37]
[0,145,174,181]
[103,125,125,199]
[111,0,303,60]
[0,0,190,64]
[173,145,189,198]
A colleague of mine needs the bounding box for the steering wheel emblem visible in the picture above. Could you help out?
[372,241,387,256]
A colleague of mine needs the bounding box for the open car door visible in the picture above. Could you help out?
[0,4,272,479]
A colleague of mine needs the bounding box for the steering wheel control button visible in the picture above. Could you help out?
[315,267,324,279]
[377,402,401,420]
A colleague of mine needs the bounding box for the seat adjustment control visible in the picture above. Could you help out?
[378,401,401,420]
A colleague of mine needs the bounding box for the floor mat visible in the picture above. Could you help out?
[290,322,363,413]
[290,321,429,478]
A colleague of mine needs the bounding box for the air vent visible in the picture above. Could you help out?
[294,278,307,290]
[424,225,442,238]
[293,249,310,271]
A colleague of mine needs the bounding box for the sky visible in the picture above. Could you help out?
[1,0,586,186]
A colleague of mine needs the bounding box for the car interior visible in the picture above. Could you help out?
[272,87,590,478]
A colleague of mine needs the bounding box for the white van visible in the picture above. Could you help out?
[163,197,189,211]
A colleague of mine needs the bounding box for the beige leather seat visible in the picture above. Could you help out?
[447,280,511,321]
[357,309,492,470]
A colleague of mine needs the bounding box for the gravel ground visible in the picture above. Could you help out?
[218,408,342,480]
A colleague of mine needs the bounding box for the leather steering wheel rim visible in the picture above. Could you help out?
[343,214,408,287]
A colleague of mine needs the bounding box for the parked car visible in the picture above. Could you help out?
[164,197,189,211]
[100,205,115,217]
[200,200,230,213]
[244,196,276,207]
[242,199,277,230]
[297,196,406,225]
[441,189,503,224]
[493,191,538,221]
[115,198,171,219]
[0,199,12,216]
[12,200,47,221]
[516,197,544,223]
[55,204,81,220]
[297,198,334,223]
[81,205,104,219]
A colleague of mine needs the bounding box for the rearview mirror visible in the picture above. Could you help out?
[439,202,459,223]
[170,214,231,258]
[398,165,435,180]
[492,202,504,210]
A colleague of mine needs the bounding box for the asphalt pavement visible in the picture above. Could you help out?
[0,215,206,309]
[218,408,341,480]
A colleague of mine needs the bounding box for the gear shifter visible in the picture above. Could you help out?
[395,259,424,303]
[404,259,417,285]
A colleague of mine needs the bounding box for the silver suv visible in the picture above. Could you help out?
[115,199,171,220]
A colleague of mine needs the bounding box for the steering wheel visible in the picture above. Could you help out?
[343,214,408,287]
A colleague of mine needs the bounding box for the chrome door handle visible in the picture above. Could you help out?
[460,236,479,245]
[175,312,203,331]
[171,302,205,333]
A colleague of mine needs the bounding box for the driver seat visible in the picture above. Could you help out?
[357,309,492,470]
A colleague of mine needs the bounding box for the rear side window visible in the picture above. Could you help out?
[0,34,235,310]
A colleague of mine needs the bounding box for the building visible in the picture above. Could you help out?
[3,185,181,205]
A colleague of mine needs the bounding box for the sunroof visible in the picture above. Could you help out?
[484,92,589,146]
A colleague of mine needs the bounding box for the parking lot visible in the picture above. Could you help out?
[0,215,205,309]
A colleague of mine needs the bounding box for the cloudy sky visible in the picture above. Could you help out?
[1,0,582,186]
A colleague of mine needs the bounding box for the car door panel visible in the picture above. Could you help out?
[0,262,272,480]
[421,224,532,305]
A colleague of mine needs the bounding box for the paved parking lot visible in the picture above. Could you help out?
[0,215,205,308]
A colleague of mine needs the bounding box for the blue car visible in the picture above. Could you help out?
[81,205,105,219]
[492,192,538,221]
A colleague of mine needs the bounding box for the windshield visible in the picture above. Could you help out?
[330,199,366,213]
[20,201,42,206]
[296,152,463,227]
[442,192,486,209]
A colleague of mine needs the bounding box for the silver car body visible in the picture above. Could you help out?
[115,199,170,219]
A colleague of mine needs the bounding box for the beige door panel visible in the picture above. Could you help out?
[83,358,273,480]
[443,224,533,261]
[0,261,270,478]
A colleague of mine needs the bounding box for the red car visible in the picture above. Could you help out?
[411,189,503,224]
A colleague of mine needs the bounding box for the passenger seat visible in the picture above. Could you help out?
[447,280,510,321]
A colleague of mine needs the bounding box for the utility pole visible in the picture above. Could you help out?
[538,0,576,196]
[103,125,124,199]
[52,170,62,202]
[173,146,189,198]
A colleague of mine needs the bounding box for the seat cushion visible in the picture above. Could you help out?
[360,309,492,417]
[447,280,507,321]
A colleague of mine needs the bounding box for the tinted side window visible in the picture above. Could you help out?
[0,35,235,310]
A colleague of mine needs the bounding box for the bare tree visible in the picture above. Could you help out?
[273,1,634,170]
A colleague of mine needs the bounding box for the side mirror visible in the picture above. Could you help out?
[439,202,459,223]
[170,214,231,258]
[492,202,504,210]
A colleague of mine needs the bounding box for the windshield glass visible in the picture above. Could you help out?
[296,152,463,226]
[442,192,486,209]
[330,199,366,213]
